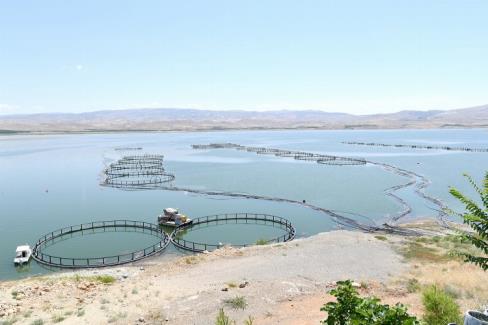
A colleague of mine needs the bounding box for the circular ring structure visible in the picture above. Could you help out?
[32,220,170,268]
[102,173,175,189]
[102,153,175,189]
[170,213,296,253]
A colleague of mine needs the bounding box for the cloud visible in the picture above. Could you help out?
[75,64,83,71]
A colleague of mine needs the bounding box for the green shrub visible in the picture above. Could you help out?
[448,172,488,270]
[223,296,247,310]
[321,280,419,324]
[255,239,268,245]
[422,284,462,325]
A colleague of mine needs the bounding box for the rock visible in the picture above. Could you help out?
[122,274,129,279]
[139,267,145,271]
[138,317,145,322]
[351,282,361,288]
[239,281,249,288]
[221,288,228,292]
[165,317,169,322]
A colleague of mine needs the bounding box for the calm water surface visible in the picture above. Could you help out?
[1,129,487,280]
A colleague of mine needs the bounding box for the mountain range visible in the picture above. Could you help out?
[1,104,487,133]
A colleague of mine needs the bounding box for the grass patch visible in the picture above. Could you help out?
[215,309,233,325]
[11,290,19,300]
[95,275,116,284]
[224,296,248,310]
[51,314,65,323]
[406,278,420,293]
[0,318,18,325]
[244,316,255,325]
[76,309,85,317]
[30,320,44,325]
[184,256,199,264]
[108,312,127,323]
[227,282,237,288]
[132,288,138,295]
[374,235,388,241]
[100,298,110,304]
[399,241,451,262]
[255,238,268,245]
[23,310,33,318]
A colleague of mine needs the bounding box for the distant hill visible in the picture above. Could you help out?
[1,105,488,133]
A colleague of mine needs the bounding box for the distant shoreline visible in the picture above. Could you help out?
[1,125,487,137]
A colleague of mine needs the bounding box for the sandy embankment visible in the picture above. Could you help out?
[0,231,406,325]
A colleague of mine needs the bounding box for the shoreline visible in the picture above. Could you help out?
[1,126,487,137]
[0,230,407,324]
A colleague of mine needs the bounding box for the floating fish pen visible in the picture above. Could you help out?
[32,220,170,268]
[192,143,241,150]
[114,147,143,151]
[191,143,367,166]
[343,141,488,153]
[170,213,296,253]
[101,154,175,190]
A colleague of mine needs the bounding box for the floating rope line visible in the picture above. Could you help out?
[192,143,367,166]
[343,141,488,153]
[191,142,448,227]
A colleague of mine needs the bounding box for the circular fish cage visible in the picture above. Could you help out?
[102,153,175,190]
[170,213,296,253]
[102,173,175,189]
[32,220,170,268]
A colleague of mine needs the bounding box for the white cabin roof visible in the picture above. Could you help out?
[16,245,30,252]
[164,208,178,214]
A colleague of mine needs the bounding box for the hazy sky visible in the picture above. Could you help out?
[1,1,487,115]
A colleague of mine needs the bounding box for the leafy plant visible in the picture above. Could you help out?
[422,284,462,325]
[449,172,488,270]
[321,280,419,324]
[255,238,268,245]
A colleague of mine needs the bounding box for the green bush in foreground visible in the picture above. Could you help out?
[321,280,419,325]
[422,284,462,325]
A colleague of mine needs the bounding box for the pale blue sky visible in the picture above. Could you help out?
[1,1,487,115]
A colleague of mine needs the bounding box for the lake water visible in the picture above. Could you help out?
[1,129,487,280]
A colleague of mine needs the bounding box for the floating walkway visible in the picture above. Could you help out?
[32,220,170,268]
[343,141,488,153]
